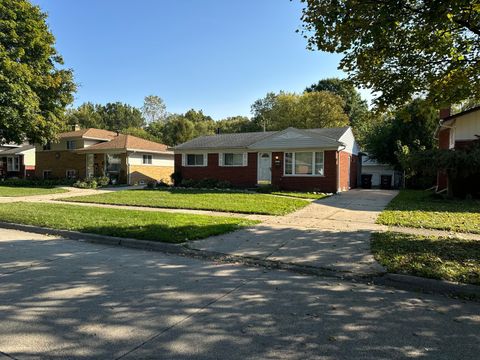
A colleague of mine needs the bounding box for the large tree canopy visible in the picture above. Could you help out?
[141,95,167,124]
[364,99,439,169]
[305,78,368,127]
[299,0,480,107]
[251,91,349,131]
[0,0,76,144]
[66,102,144,130]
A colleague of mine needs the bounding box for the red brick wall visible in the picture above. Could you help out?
[271,150,338,193]
[338,151,351,191]
[438,128,450,150]
[175,152,258,187]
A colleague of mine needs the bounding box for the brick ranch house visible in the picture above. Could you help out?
[173,126,360,192]
[35,127,174,185]
[0,144,35,179]
[435,106,480,194]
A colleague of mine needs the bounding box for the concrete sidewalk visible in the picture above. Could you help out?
[188,189,399,275]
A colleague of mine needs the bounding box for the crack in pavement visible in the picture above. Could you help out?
[0,350,19,360]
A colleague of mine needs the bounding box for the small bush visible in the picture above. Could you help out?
[156,179,170,188]
[72,177,107,189]
[179,178,233,189]
[0,178,75,188]
[146,181,157,189]
[96,176,110,187]
[255,184,278,193]
[171,171,183,186]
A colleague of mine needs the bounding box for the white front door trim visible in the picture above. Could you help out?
[257,152,272,184]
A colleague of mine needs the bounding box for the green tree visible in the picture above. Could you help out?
[305,78,369,125]
[65,102,104,129]
[121,127,162,142]
[299,0,480,107]
[365,99,439,169]
[98,102,144,130]
[251,91,349,131]
[216,116,259,133]
[183,109,216,137]
[0,0,76,144]
[161,115,195,146]
[141,95,167,124]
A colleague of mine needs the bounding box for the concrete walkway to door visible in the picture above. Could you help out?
[187,189,398,276]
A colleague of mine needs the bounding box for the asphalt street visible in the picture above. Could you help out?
[0,227,479,360]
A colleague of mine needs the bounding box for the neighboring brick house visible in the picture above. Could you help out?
[435,106,480,193]
[35,127,174,185]
[173,126,360,192]
[0,144,36,179]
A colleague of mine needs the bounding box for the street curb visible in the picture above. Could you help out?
[374,273,480,300]
[0,221,358,280]
[2,221,479,300]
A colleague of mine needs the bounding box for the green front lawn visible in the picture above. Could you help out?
[377,190,480,234]
[64,189,310,215]
[270,191,329,200]
[0,186,68,197]
[371,232,480,285]
[0,202,258,243]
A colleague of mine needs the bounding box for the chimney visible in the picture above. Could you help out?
[216,127,221,135]
[439,107,451,119]
[71,124,80,131]
[116,130,120,136]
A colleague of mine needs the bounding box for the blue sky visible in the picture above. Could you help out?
[33,0,365,119]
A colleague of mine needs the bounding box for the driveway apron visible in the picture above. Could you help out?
[188,189,399,275]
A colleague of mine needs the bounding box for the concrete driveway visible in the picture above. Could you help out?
[188,189,398,275]
[0,228,479,359]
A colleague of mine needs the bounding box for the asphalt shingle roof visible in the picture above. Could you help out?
[174,131,276,150]
[174,126,349,150]
[76,134,171,153]
[0,144,35,155]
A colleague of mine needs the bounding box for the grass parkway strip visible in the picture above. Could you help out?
[377,190,480,234]
[0,186,68,197]
[371,232,480,285]
[63,188,310,215]
[0,202,259,243]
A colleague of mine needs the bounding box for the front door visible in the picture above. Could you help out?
[257,152,272,184]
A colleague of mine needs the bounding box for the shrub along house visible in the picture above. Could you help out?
[173,126,360,192]
[435,106,480,194]
[35,127,174,184]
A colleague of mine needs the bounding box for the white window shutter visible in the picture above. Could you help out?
[218,153,223,166]
[243,152,248,166]
[181,154,186,166]
[204,153,208,166]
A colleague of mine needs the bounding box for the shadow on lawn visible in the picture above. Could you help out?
[79,222,251,243]
[0,235,479,359]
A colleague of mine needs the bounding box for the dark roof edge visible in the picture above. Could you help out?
[442,105,480,122]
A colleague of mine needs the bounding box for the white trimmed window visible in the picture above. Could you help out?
[219,153,247,167]
[43,170,52,179]
[284,151,324,176]
[184,154,206,167]
[66,140,76,150]
[6,157,20,172]
[66,169,77,179]
[143,154,153,164]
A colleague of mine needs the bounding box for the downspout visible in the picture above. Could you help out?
[126,151,131,185]
[337,144,346,193]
